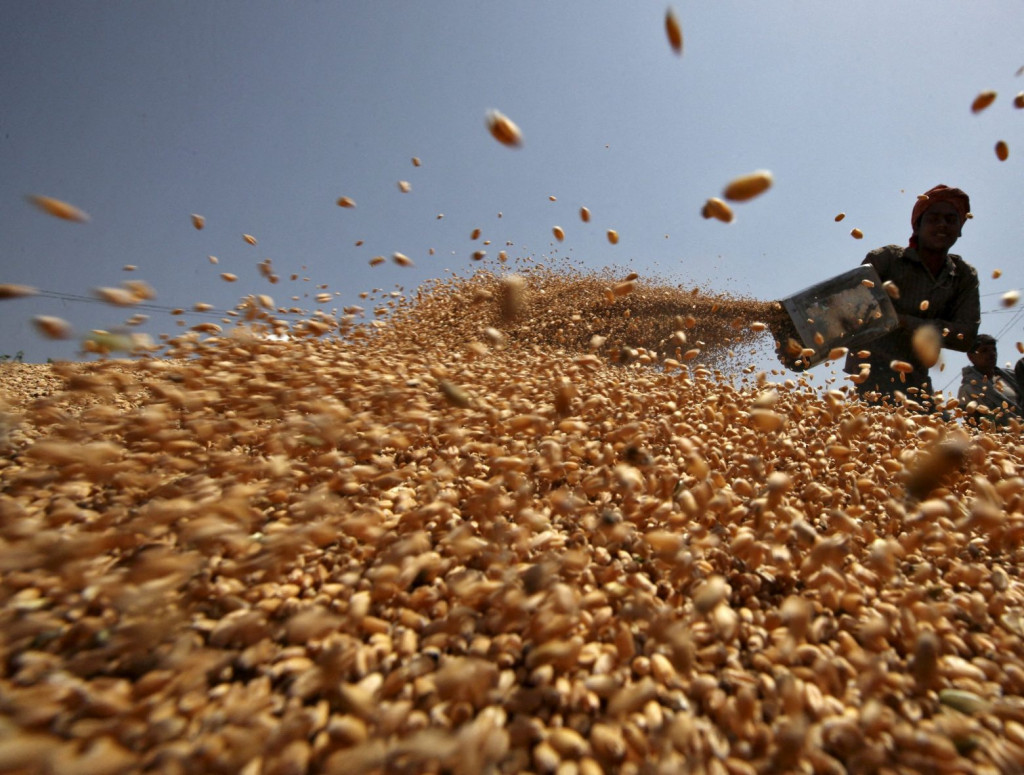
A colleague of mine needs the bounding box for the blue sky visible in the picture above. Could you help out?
[2,3,1022,390]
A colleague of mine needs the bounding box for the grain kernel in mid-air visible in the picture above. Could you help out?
[850,228,863,239]
[919,300,929,311]
[996,141,1009,161]
[665,8,683,55]
[1003,290,1020,307]
[393,252,414,267]
[412,157,421,166]
[243,234,257,245]
[191,213,205,230]
[486,109,523,147]
[580,207,591,223]
[337,196,356,208]
[722,170,773,202]
[701,198,734,223]
[221,273,238,282]
[369,256,385,267]
[27,194,90,222]
[32,315,73,339]
[553,226,565,242]
[0,284,38,299]
[398,180,411,193]
[971,90,997,113]
[993,269,1003,279]
[607,229,619,244]
[834,213,846,222]
[912,325,942,368]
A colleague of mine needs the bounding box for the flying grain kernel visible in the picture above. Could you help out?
[94,287,138,306]
[1003,290,1020,307]
[919,300,929,311]
[883,280,900,299]
[607,229,619,244]
[486,109,523,147]
[722,170,773,202]
[553,226,565,242]
[191,213,205,230]
[1017,341,1024,354]
[996,141,1010,161]
[971,90,997,113]
[208,255,218,264]
[665,8,683,55]
[32,315,73,339]
[612,281,635,297]
[412,157,421,166]
[337,196,356,208]
[834,213,846,222]
[850,228,863,239]
[1015,92,1024,108]
[27,195,89,222]
[393,252,414,267]
[912,325,942,368]
[472,250,486,261]
[0,284,38,299]
[750,321,767,332]
[549,195,557,202]
[827,347,848,360]
[500,274,526,322]
[861,279,875,288]
[993,269,1002,279]
[701,197,734,223]
[220,273,238,282]
[580,207,591,222]
[398,180,411,193]
[243,234,257,245]
[890,360,913,374]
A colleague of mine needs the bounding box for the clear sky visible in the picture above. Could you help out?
[2,2,1022,392]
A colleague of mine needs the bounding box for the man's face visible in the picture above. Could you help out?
[968,340,997,374]
[914,201,962,253]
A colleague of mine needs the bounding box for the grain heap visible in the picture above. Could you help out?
[2,268,1024,774]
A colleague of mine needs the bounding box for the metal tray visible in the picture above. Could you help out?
[773,264,898,371]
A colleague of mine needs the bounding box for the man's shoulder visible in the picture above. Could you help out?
[948,253,978,281]
[866,244,907,259]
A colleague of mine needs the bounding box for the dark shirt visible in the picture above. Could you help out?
[1016,357,1024,413]
[957,364,1021,426]
[844,245,980,394]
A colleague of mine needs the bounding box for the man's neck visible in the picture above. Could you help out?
[917,247,946,275]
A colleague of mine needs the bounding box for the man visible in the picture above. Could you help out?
[958,334,1021,426]
[844,184,980,408]
[1018,356,1024,415]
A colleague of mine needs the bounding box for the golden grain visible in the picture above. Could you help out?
[486,109,523,147]
[701,198,734,223]
[0,284,39,299]
[971,90,997,113]
[665,8,683,54]
[723,170,773,202]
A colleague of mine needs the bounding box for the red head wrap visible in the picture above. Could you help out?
[909,184,970,247]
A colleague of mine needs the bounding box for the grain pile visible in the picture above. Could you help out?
[2,269,1024,774]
